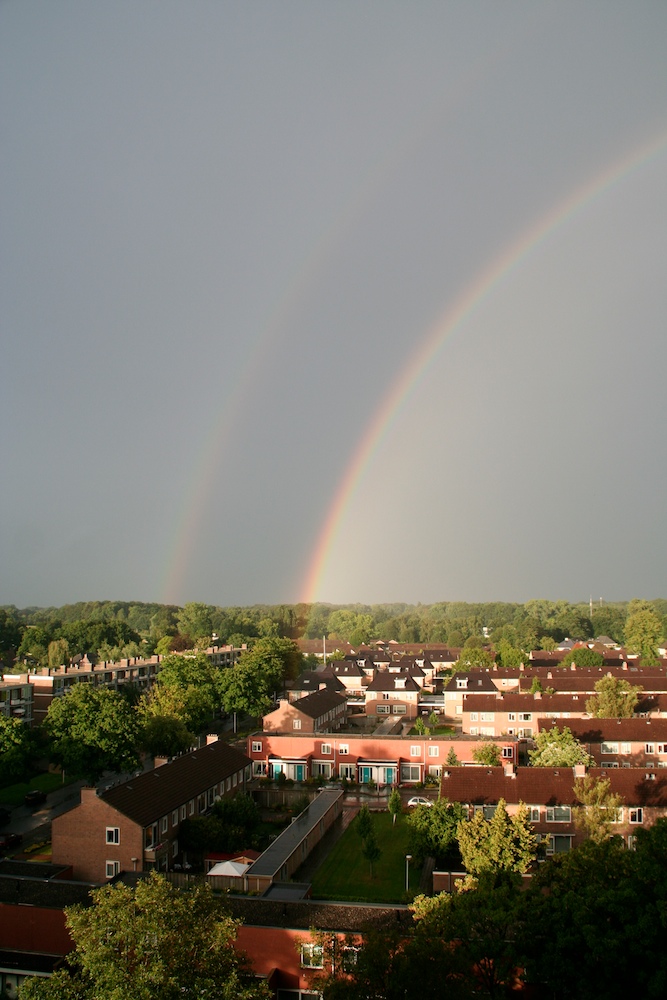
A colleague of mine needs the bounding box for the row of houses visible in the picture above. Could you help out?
[1,645,244,726]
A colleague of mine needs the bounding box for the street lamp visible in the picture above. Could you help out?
[405,854,412,893]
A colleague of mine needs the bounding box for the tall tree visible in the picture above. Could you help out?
[176,602,213,646]
[529,725,593,767]
[573,774,624,844]
[20,871,270,1000]
[387,788,402,826]
[585,675,643,718]
[624,599,663,664]
[0,715,37,784]
[152,652,219,730]
[457,799,537,877]
[408,797,466,867]
[44,685,140,785]
[472,743,502,766]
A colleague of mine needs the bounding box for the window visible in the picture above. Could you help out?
[172,840,178,857]
[342,946,360,970]
[198,794,206,812]
[627,835,638,850]
[252,741,262,752]
[300,943,324,968]
[145,823,158,849]
[470,727,478,736]
[474,805,497,819]
[188,799,195,816]
[320,743,331,754]
[293,719,302,730]
[658,744,667,754]
[519,713,532,722]
[646,743,655,754]
[546,806,571,823]
[106,827,120,845]
[253,761,266,776]
[508,713,516,721]
[339,744,349,755]
[470,712,478,722]
[105,861,120,878]
[428,745,439,757]
[601,742,619,755]
[481,712,494,722]
[629,807,644,824]
[161,816,168,834]
[502,746,513,759]
[621,742,632,754]
[181,805,186,821]
[480,727,494,736]
[529,806,540,822]
[172,810,178,826]
[610,807,623,823]
[455,706,463,715]
[376,704,390,714]
[392,704,406,714]
[410,746,420,757]
[400,764,420,782]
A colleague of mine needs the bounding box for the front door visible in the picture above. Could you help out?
[360,766,373,784]
[295,763,305,781]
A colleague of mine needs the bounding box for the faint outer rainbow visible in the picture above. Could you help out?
[300,128,667,604]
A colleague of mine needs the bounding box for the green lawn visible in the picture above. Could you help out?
[0,771,75,808]
[311,811,417,903]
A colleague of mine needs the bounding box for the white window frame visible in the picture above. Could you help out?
[601,742,619,755]
[321,743,332,754]
[376,704,390,714]
[300,943,324,969]
[529,806,540,822]
[105,860,120,879]
[470,712,478,722]
[293,719,302,730]
[161,816,168,834]
[252,741,262,752]
[339,744,349,755]
[428,745,439,757]
[629,807,643,824]
[106,827,120,845]
[410,746,420,757]
[546,806,571,823]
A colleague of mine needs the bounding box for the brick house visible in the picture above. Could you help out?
[537,717,667,767]
[460,692,592,737]
[248,733,517,785]
[262,690,347,735]
[51,736,252,882]
[439,764,667,853]
[364,671,420,721]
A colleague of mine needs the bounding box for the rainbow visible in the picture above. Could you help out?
[300,128,667,604]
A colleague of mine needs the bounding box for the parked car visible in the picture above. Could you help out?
[0,832,23,853]
[0,808,10,827]
[407,796,432,808]
[24,789,47,807]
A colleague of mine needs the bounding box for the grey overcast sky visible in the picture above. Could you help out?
[2,1,666,610]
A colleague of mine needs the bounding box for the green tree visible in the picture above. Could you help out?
[457,799,537,877]
[585,675,643,718]
[472,743,502,766]
[413,716,427,735]
[153,652,220,730]
[0,715,37,784]
[43,685,140,785]
[573,774,624,844]
[356,803,373,841]
[408,797,466,866]
[529,725,593,767]
[139,713,194,758]
[387,788,402,826]
[624,599,663,664]
[453,648,496,672]
[47,637,70,667]
[560,647,604,667]
[19,871,269,1000]
[361,825,381,878]
[176,602,213,647]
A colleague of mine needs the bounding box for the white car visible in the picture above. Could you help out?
[407,796,432,808]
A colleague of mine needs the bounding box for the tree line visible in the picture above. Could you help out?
[2,597,665,670]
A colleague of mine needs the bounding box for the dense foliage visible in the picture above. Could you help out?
[20,872,270,1000]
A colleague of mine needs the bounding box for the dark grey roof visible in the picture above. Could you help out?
[246,790,343,878]
[291,671,345,693]
[367,673,420,692]
[290,689,347,719]
[101,739,251,827]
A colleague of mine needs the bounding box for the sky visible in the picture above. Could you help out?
[2,1,667,611]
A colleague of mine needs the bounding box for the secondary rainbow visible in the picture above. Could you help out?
[300,128,667,604]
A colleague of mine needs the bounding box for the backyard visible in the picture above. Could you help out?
[310,809,418,903]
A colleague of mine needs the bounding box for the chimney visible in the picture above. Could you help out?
[573,763,586,778]
[504,763,516,777]
[206,734,219,745]
[154,756,169,768]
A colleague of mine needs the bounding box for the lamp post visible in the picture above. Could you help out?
[405,854,412,893]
